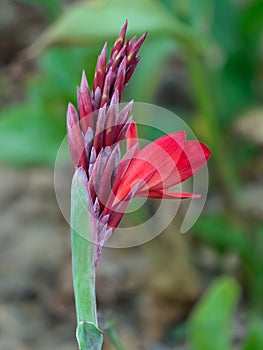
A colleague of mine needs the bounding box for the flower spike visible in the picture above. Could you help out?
[67,21,211,262]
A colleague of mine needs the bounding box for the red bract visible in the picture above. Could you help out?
[67,22,211,262]
[67,20,146,166]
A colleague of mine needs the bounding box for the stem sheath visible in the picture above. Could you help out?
[71,168,103,350]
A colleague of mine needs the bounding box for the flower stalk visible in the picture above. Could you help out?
[71,169,103,350]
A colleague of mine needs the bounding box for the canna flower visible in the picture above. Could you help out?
[103,122,210,229]
[67,22,211,262]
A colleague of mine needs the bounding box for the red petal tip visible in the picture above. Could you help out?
[201,143,211,161]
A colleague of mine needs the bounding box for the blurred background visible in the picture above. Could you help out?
[0,0,263,349]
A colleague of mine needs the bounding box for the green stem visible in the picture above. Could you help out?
[71,169,103,350]
[105,322,125,350]
[186,53,241,220]
[185,49,261,308]
[71,229,97,324]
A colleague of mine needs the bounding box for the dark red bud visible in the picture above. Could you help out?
[114,56,126,100]
[93,42,107,94]
[78,71,94,133]
[110,20,128,59]
[124,57,140,85]
[100,67,113,107]
[127,32,147,66]
[67,103,87,170]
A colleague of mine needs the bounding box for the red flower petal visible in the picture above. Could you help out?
[171,141,211,185]
[139,189,201,199]
[126,121,140,154]
[116,131,186,198]
[136,137,211,192]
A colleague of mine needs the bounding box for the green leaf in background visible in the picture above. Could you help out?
[0,104,64,165]
[240,0,263,43]
[188,277,241,350]
[170,0,213,31]
[26,0,203,57]
[187,0,213,30]
[192,214,251,256]
[209,0,259,126]
[193,216,263,310]
[29,46,100,104]
[211,0,241,55]
[242,318,263,350]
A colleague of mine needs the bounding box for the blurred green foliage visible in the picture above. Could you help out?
[188,277,263,350]
[189,277,240,350]
[17,0,61,21]
[242,318,263,350]
[1,0,263,348]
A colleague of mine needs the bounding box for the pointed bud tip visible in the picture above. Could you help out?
[80,70,89,90]
[135,32,148,50]
[121,19,128,35]
[142,31,148,40]
[67,103,79,128]
[110,90,119,104]
[67,102,76,115]
[102,42,108,52]
[98,42,108,63]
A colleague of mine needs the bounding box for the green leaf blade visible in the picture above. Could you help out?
[242,318,263,350]
[188,277,241,350]
[27,0,202,56]
[0,104,64,166]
